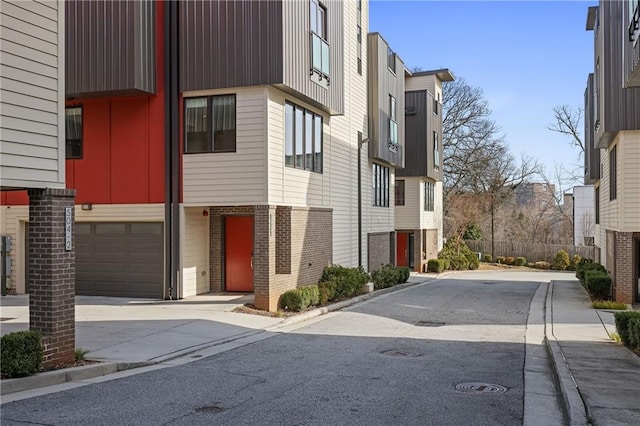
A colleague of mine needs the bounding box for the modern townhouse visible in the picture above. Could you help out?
[394,69,452,272]
[585,0,640,305]
[1,0,407,312]
[0,0,75,366]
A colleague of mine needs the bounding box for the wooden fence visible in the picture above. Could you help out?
[464,240,595,263]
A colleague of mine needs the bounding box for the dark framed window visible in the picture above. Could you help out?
[395,179,405,206]
[310,0,329,79]
[433,131,440,169]
[387,47,396,73]
[389,95,398,145]
[424,181,434,211]
[65,106,82,159]
[595,186,600,224]
[373,163,389,207]
[357,25,362,75]
[609,146,617,201]
[184,95,236,153]
[285,102,323,173]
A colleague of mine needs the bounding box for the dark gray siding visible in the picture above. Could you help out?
[622,0,640,87]
[593,1,640,149]
[367,33,405,168]
[179,0,283,93]
[66,0,156,98]
[281,0,344,115]
[584,73,600,184]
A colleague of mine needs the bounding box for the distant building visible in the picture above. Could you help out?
[572,186,595,246]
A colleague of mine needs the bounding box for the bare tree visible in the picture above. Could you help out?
[548,105,584,155]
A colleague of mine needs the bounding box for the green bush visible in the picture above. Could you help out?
[584,271,611,300]
[496,256,506,264]
[320,265,369,299]
[614,311,640,348]
[567,255,582,271]
[372,264,400,290]
[514,257,527,266]
[279,285,319,312]
[318,280,337,305]
[438,236,477,270]
[397,266,410,283]
[483,254,492,263]
[628,317,640,350]
[427,259,447,273]
[576,262,606,284]
[1,330,43,378]
[552,249,570,271]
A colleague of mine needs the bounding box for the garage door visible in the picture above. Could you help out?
[75,222,164,298]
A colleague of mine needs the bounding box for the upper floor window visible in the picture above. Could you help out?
[184,95,236,154]
[433,131,440,169]
[609,146,617,201]
[65,106,82,159]
[310,0,329,80]
[424,181,434,211]
[395,179,405,206]
[389,95,398,146]
[357,25,362,75]
[373,163,389,207]
[630,0,639,42]
[387,47,396,74]
[285,102,323,173]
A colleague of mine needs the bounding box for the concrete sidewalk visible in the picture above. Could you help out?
[547,280,640,426]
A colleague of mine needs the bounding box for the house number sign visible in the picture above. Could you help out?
[65,207,72,251]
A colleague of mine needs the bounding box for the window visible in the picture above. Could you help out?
[357,25,362,75]
[65,106,82,159]
[389,95,398,145]
[595,186,600,224]
[433,131,440,169]
[433,97,439,115]
[184,95,236,153]
[285,102,323,173]
[387,47,396,73]
[395,179,405,206]
[373,163,389,207]
[424,181,434,211]
[310,0,329,79]
[609,146,617,201]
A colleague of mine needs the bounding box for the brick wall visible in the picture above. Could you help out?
[27,188,76,367]
[614,231,636,304]
[368,232,391,272]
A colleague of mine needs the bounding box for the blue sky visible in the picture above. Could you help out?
[369,0,596,179]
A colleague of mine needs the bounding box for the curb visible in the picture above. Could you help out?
[1,276,436,397]
[544,281,589,426]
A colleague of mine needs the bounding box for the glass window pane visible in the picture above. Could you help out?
[131,223,163,235]
[96,223,126,234]
[212,95,236,152]
[285,103,294,167]
[321,39,330,75]
[185,98,208,153]
[310,0,318,34]
[65,107,82,159]
[295,107,304,168]
[312,33,322,72]
[318,6,325,39]
[305,112,313,170]
[314,115,322,173]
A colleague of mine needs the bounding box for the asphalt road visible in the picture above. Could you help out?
[1,272,546,426]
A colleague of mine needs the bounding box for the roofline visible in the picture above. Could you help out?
[367,31,406,67]
[586,6,597,31]
[409,68,455,82]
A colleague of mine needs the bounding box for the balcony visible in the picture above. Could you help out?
[311,33,330,82]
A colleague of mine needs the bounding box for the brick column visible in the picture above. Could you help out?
[28,188,76,367]
[254,205,277,311]
[614,232,633,304]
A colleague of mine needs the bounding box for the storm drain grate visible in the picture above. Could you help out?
[195,405,226,414]
[381,349,422,358]
[455,382,509,394]
[415,321,446,327]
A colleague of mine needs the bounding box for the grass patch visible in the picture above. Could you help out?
[75,348,90,362]
[592,300,628,310]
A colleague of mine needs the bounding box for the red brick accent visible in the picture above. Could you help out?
[614,232,637,304]
[27,188,76,367]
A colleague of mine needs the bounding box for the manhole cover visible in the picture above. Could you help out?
[415,321,445,327]
[195,405,226,414]
[381,349,422,358]
[455,382,508,394]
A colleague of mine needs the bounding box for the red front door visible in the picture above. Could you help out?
[225,216,254,292]
[397,232,408,267]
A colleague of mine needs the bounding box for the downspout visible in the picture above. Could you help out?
[164,0,180,300]
[358,133,369,268]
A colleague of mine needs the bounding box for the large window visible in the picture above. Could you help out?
[285,102,323,173]
[433,131,440,169]
[65,106,82,159]
[609,146,617,201]
[184,95,236,153]
[395,179,405,206]
[389,95,398,146]
[424,181,434,211]
[310,0,329,79]
[373,163,389,207]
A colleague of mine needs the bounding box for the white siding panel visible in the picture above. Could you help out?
[1,153,58,170]
[1,100,57,124]
[0,26,57,56]
[182,88,268,206]
[1,86,57,111]
[1,13,57,44]
[0,140,57,158]
[1,64,57,91]
[0,1,57,32]
[619,131,640,230]
[0,115,56,135]
[0,128,57,147]
[405,75,436,95]
[266,88,284,203]
[0,40,57,68]
[181,207,210,297]
[395,177,420,229]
